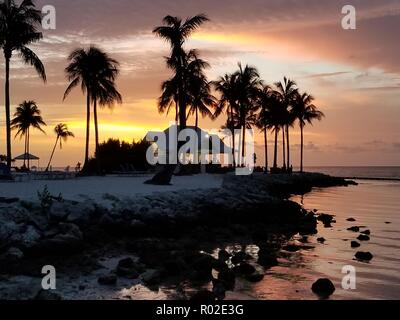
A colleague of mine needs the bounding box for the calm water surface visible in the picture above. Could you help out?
[258,179,400,300]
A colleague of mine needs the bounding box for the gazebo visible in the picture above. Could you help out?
[13,153,40,170]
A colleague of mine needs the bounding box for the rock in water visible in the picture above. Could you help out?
[233,263,256,275]
[311,278,335,298]
[317,237,326,244]
[246,272,264,283]
[351,241,361,248]
[357,234,370,241]
[347,226,360,232]
[355,252,373,261]
[257,250,278,268]
[361,229,371,235]
[347,218,356,222]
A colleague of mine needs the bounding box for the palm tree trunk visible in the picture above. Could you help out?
[282,127,286,169]
[241,124,246,167]
[300,123,304,173]
[23,133,27,168]
[5,56,12,169]
[175,100,178,123]
[264,127,268,172]
[84,93,91,168]
[195,108,199,129]
[230,105,236,168]
[93,98,101,174]
[273,129,278,169]
[27,127,30,170]
[46,136,59,171]
[286,124,290,170]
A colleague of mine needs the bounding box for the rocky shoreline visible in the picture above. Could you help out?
[0,173,356,300]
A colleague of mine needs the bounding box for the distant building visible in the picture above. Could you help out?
[145,125,232,171]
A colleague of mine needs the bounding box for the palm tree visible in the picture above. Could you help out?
[147,14,209,185]
[185,50,216,129]
[234,63,262,166]
[159,76,179,122]
[213,73,239,167]
[11,100,46,170]
[0,0,46,168]
[275,77,298,170]
[64,46,121,171]
[293,92,324,172]
[45,123,74,171]
[256,86,274,172]
[153,14,209,130]
[90,52,122,172]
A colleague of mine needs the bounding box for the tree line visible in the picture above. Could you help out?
[0,1,323,177]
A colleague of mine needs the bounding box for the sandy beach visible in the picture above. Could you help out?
[0,174,224,204]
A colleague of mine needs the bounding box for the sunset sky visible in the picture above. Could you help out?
[1,0,399,167]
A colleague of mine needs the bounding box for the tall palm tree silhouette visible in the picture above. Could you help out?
[159,76,179,122]
[293,92,324,172]
[90,52,122,173]
[275,77,298,170]
[0,0,46,169]
[213,73,239,167]
[147,14,209,185]
[64,46,121,172]
[234,63,262,166]
[153,14,209,130]
[185,50,216,129]
[46,123,75,171]
[11,100,46,170]
[256,86,275,172]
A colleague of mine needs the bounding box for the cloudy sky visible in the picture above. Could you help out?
[1,0,399,167]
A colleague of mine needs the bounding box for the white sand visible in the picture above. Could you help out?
[0,174,224,203]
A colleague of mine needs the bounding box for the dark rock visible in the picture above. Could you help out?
[218,249,231,262]
[141,269,161,286]
[212,280,226,300]
[211,258,227,272]
[317,237,326,244]
[355,251,373,261]
[0,247,24,262]
[98,274,117,285]
[116,257,142,278]
[35,290,62,300]
[283,244,301,252]
[347,226,360,232]
[385,221,391,224]
[357,234,370,241]
[218,268,235,291]
[190,290,215,302]
[311,278,335,298]
[233,263,256,275]
[299,236,309,243]
[347,218,356,222]
[257,250,278,268]
[163,258,187,276]
[246,272,264,282]
[351,241,360,248]
[231,251,250,264]
[0,197,19,204]
[317,214,334,225]
[361,230,371,235]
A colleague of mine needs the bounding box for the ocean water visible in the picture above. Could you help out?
[304,166,400,180]
[245,179,400,300]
